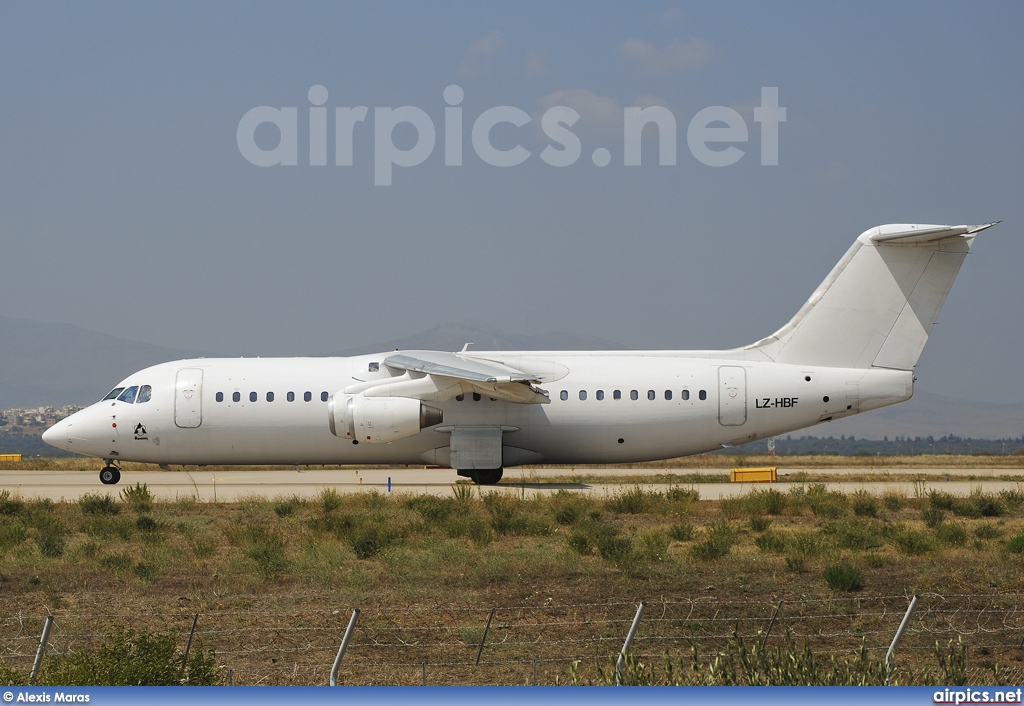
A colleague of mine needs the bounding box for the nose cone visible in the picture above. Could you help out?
[42,418,70,452]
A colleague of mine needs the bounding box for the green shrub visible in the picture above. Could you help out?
[666,486,700,504]
[823,562,863,591]
[882,492,905,511]
[754,531,787,554]
[405,495,456,523]
[929,490,956,510]
[483,494,528,535]
[607,487,656,514]
[319,488,343,513]
[0,524,29,550]
[0,490,23,516]
[825,520,883,551]
[965,492,1005,518]
[974,522,1004,540]
[784,555,807,573]
[119,483,153,512]
[806,485,847,518]
[349,523,400,560]
[921,506,946,528]
[749,516,771,532]
[935,523,968,547]
[273,496,302,518]
[637,530,669,562]
[79,493,120,515]
[596,535,633,563]
[886,524,933,555]
[99,552,134,574]
[136,515,159,533]
[749,488,788,515]
[691,522,735,561]
[39,627,218,685]
[851,490,878,518]
[668,521,695,542]
[443,514,493,545]
[1006,534,1024,554]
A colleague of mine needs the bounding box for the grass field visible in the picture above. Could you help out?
[1,477,1024,685]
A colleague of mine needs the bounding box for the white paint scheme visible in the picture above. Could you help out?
[42,223,996,484]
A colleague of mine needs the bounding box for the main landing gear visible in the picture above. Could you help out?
[457,468,504,485]
[99,461,121,485]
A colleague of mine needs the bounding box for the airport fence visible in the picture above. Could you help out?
[2,592,1024,685]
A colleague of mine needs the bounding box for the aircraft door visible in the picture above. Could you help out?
[174,368,203,428]
[718,366,747,426]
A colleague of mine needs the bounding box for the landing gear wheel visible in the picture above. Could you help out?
[99,466,121,485]
[472,468,503,485]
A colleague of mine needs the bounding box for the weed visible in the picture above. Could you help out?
[784,555,807,572]
[318,488,343,513]
[921,506,946,528]
[754,531,787,554]
[0,490,23,516]
[863,553,888,568]
[749,516,771,532]
[79,493,120,515]
[974,522,1004,540]
[451,484,475,504]
[607,487,656,514]
[885,524,933,555]
[637,530,669,562]
[119,483,153,512]
[99,552,134,574]
[824,520,882,551]
[851,490,878,517]
[882,492,906,512]
[482,494,529,535]
[806,485,847,518]
[135,515,160,533]
[691,522,735,561]
[966,491,1005,518]
[749,488,788,515]
[934,523,968,547]
[273,496,302,518]
[444,514,493,546]
[0,524,29,551]
[929,490,956,511]
[668,521,695,542]
[405,495,456,523]
[999,487,1024,510]
[133,561,158,580]
[1006,534,1024,554]
[666,486,700,504]
[823,562,863,591]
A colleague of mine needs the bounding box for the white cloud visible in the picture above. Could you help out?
[539,89,621,136]
[619,38,711,75]
[458,30,507,76]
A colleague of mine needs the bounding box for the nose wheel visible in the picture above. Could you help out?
[100,464,121,485]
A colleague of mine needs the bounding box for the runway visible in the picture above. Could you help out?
[1,466,1021,502]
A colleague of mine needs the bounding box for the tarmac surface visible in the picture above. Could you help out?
[1,465,1022,501]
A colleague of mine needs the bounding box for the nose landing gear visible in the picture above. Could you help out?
[100,461,121,485]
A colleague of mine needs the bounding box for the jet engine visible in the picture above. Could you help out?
[329,394,443,443]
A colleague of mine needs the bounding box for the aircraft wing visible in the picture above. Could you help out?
[384,352,550,404]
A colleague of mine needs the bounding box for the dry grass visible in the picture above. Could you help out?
[0,484,1022,685]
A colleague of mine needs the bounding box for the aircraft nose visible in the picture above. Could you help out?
[42,419,69,451]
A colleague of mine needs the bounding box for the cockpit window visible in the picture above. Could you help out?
[103,387,125,401]
[137,385,152,404]
[117,386,139,404]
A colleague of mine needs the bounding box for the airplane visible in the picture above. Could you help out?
[42,222,997,486]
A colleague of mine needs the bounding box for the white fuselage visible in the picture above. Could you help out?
[45,352,913,468]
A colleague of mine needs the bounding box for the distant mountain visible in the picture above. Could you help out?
[819,389,1024,440]
[0,317,210,408]
[329,322,628,356]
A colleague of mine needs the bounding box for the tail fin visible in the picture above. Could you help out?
[748,222,997,369]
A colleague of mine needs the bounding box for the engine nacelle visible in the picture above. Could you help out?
[329,394,443,443]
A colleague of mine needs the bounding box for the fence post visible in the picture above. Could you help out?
[615,601,647,685]
[329,608,361,686]
[760,601,783,651]
[475,608,496,665]
[28,615,54,684]
[182,613,199,670]
[885,594,919,684]
[422,662,427,686]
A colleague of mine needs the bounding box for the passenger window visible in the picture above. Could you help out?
[287,392,295,402]
[117,386,139,404]
[232,392,240,403]
[682,389,690,401]
[369,362,379,372]
[665,390,672,400]
[304,391,312,402]
[596,390,604,400]
[216,392,224,403]
[321,392,329,402]
[699,389,707,401]
[137,385,152,403]
[579,390,587,401]
[560,390,568,401]
[456,394,465,401]
[103,387,125,401]
[630,390,638,400]
[647,390,655,400]
[472,392,481,402]
[267,392,275,402]
[613,390,621,400]
[249,392,257,402]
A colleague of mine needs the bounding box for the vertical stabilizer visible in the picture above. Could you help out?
[747,223,996,370]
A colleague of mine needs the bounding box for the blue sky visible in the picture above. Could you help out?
[2,1,1022,403]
